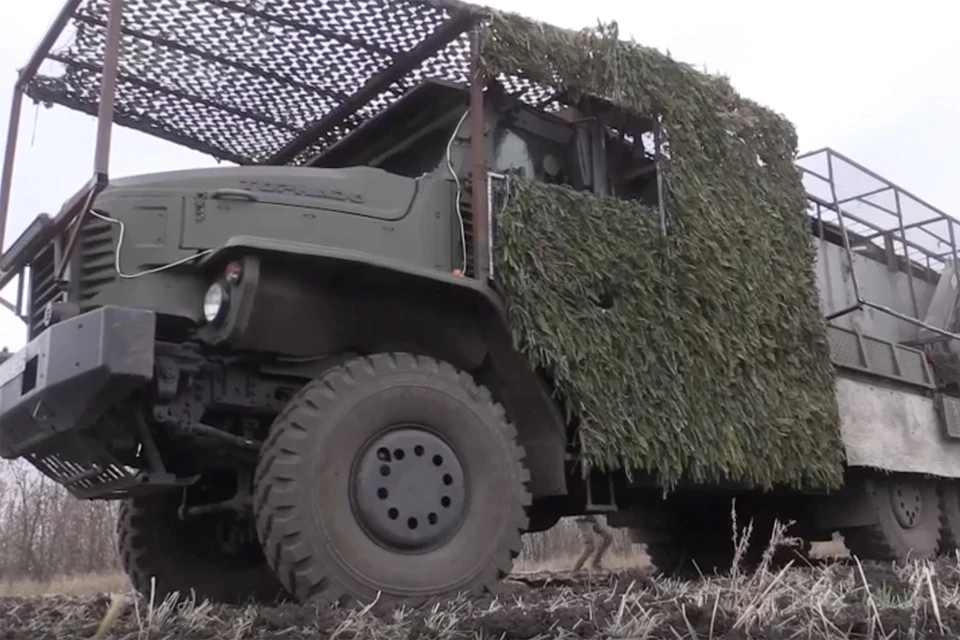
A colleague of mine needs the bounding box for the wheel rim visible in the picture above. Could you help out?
[351,426,467,552]
[890,481,924,529]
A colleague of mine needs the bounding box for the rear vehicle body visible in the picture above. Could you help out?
[2,0,960,605]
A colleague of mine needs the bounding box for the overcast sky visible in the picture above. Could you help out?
[0,0,957,349]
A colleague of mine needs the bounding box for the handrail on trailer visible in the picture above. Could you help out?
[797,147,960,343]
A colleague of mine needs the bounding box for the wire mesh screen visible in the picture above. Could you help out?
[23,0,487,166]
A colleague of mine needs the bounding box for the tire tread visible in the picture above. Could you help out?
[254,352,531,605]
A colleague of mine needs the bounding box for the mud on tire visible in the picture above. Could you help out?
[840,471,940,562]
[118,493,287,605]
[253,352,532,606]
[938,479,960,554]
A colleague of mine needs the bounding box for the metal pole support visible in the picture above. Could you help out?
[56,0,125,282]
[468,26,489,281]
[0,89,24,253]
[94,0,125,179]
[0,0,88,253]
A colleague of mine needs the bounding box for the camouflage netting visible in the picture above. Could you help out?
[482,13,844,490]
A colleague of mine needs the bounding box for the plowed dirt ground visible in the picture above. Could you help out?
[3,557,960,640]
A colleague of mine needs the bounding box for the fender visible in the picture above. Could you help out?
[199,236,570,498]
[201,234,508,314]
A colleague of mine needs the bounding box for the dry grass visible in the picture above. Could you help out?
[514,537,850,574]
[4,556,960,639]
[0,527,848,599]
[0,571,129,598]
[0,541,842,599]
[0,558,653,599]
[2,523,959,639]
[515,551,651,575]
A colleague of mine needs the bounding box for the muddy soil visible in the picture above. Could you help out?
[2,560,959,639]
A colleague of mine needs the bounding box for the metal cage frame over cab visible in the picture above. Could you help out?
[0,0,504,320]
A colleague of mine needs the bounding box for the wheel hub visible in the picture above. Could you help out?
[352,427,467,551]
[890,482,924,529]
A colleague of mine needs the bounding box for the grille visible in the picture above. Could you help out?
[938,394,960,439]
[27,244,60,339]
[926,342,960,388]
[24,438,141,500]
[458,183,475,277]
[75,215,118,309]
[453,173,510,278]
[27,215,118,339]
[827,324,934,388]
[828,327,860,367]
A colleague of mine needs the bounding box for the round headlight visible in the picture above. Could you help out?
[203,282,229,324]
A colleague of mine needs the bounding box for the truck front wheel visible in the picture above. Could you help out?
[253,353,532,605]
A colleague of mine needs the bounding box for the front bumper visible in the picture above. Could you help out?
[0,305,156,461]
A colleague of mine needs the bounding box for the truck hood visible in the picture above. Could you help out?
[101,165,419,221]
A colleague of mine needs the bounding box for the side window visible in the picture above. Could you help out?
[492,129,536,178]
[492,125,569,186]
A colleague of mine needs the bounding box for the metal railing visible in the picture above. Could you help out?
[798,147,960,342]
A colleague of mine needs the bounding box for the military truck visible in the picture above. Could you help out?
[2,0,960,606]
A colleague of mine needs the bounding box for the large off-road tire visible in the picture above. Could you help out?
[937,479,960,555]
[840,471,941,562]
[254,352,532,606]
[118,493,288,604]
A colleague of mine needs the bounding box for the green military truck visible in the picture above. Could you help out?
[3,0,960,606]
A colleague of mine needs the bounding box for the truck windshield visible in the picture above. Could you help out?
[490,120,570,186]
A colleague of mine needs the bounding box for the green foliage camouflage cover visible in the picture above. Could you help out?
[481,13,844,490]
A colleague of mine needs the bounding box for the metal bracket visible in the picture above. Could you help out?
[584,468,617,513]
[936,393,960,440]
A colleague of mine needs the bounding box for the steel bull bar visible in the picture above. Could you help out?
[0,305,168,498]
